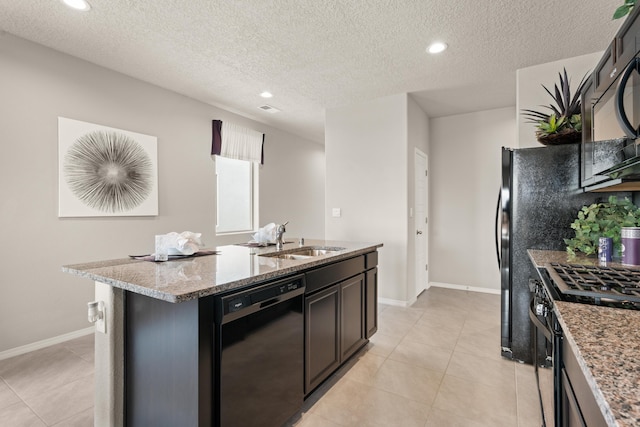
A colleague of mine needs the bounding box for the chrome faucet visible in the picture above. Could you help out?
[276,221,289,250]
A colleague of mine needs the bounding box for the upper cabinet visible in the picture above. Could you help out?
[593,40,617,97]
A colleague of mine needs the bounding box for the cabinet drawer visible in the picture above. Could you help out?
[305,256,365,294]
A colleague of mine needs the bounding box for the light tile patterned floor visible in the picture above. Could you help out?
[0,287,541,427]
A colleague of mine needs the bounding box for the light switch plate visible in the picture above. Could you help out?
[332,208,341,217]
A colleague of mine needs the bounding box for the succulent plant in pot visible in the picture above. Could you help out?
[521,68,588,146]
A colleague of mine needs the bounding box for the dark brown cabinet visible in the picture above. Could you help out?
[304,272,367,394]
[340,274,366,362]
[593,6,640,98]
[365,267,378,339]
[304,251,378,395]
[560,336,607,427]
[614,6,640,87]
[593,40,617,97]
[304,283,341,393]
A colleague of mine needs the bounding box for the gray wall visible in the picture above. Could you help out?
[0,34,324,353]
[326,93,409,302]
[429,107,516,291]
[326,93,430,304]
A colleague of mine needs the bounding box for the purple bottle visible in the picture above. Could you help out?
[621,227,640,266]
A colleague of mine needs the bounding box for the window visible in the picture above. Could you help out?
[215,156,258,234]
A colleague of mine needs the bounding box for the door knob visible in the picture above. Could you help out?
[416,230,423,235]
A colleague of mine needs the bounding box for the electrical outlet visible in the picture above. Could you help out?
[88,300,106,334]
[96,303,106,334]
[332,208,341,218]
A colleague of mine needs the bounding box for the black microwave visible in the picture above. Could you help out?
[582,8,640,189]
[588,55,640,181]
[592,57,640,142]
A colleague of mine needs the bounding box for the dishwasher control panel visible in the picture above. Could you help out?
[223,277,304,315]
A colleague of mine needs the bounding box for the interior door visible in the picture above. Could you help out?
[414,149,428,298]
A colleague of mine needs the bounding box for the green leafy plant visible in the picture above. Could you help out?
[614,0,636,19]
[565,196,640,256]
[521,69,588,145]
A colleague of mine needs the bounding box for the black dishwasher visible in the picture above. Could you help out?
[214,274,305,427]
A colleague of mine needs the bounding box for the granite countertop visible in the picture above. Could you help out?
[528,249,640,271]
[554,301,640,427]
[528,249,640,426]
[63,239,382,303]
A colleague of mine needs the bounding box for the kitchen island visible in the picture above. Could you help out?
[529,250,640,427]
[63,239,382,427]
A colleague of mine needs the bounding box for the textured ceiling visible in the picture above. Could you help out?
[0,0,624,143]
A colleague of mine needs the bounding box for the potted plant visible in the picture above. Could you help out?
[522,68,588,146]
[564,196,640,256]
[614,0,636,19]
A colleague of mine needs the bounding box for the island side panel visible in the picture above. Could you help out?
[94,281,124,427]
[125,291,214,427]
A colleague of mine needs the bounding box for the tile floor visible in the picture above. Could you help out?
[0,287,541,427]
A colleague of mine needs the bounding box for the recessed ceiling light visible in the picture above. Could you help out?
[427,42,447,54]
[260,91,273,98]
[62,0,91,11]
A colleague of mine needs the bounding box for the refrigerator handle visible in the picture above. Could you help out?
[495,187,501,269]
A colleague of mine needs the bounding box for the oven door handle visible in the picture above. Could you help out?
[529,299,552,342]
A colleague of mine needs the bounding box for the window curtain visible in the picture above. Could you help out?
[211,120,265,164]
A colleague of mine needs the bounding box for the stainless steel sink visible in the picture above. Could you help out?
[259,246,345,260]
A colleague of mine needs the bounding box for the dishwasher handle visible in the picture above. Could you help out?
[218,275,305,324]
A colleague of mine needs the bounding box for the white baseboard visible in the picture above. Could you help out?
[0,326,95,361]
[379,282,499,307]
[378,297,413,307]
[429,281,501,295]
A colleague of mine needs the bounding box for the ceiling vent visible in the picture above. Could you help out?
[258,104,281,114]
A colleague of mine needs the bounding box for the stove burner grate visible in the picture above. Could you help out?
[545,263,640,304]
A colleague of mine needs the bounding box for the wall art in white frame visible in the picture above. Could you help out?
[58,117,158,217]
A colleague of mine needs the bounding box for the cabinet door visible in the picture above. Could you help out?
[305,284,340,394]
[561,370,587,427]
[561,338,607,427]
[594,40,617,96]
[340,274,366,362]
[616,6,640,71]
[365,268,378,339]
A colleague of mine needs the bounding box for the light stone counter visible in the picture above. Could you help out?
[554,301,640,427]
[528,249,640,427]
[528,249,640,271]
[63,239,382,303]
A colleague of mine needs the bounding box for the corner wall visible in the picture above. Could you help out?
[407,96,430,300]
[429,107,516,291]
[0,34,324,353]
[325,94,408,302]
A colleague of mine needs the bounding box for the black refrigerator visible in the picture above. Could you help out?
[498,144,626,364]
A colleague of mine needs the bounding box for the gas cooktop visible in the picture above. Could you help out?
[545,262,640,309]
